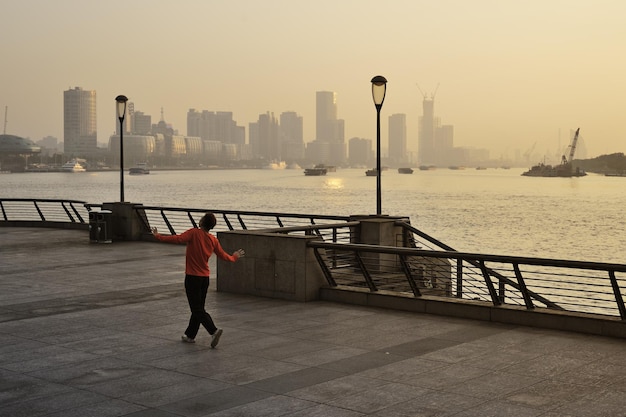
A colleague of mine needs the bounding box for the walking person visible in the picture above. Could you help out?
[151,212,244,347]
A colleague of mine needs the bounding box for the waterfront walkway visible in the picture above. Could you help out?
[2,228,626,416]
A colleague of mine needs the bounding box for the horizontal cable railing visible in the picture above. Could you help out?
[6,198,626,320]
[0,198,89,226]
[308,239,626,319]
[130,205,353,236]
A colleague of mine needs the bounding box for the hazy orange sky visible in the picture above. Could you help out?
[2,0,625,160]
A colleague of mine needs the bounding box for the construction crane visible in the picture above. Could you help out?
[415,82,440,100]
[561,128,580,165]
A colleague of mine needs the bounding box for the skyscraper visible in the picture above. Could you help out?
[315,91,344,143]
[63,87,97,156]
[418,96,436,166]
[311,91,345,165]
[388,113,407,164]
[279,111,304,161]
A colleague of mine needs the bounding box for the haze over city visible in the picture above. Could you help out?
[2,0,625,159]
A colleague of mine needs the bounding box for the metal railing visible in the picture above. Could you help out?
[308,220,626,319]
[129,205,354,236]
[0,198,89,228]
[5,198,626,320]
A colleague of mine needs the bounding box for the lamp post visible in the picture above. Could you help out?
[115,95,128,202]
[371,76,387,215]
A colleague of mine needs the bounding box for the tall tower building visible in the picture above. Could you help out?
[312,91,345,165]
[251,112,280,160]
[388,113,407,164]
[418,97,436,166]
[315,91,344,143]
[63,87,97,157]
[280,111,304,161]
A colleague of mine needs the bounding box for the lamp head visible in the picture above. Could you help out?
[371,76,387,108]
[115,95,128,121]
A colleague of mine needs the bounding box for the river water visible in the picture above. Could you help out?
[2,168,625,264]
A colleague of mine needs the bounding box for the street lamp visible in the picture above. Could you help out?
[371,75,387,215]
[115,95,128,202]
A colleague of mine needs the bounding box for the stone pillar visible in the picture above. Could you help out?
[349,215,408,272]
[101,202,150,241]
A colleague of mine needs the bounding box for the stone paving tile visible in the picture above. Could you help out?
[326,381,423,414]
[504,379,602,411]
[371,387,487,416]
[208,394,319,417]
[159,385,273,417]
[5,227,626,416]
[288,374,391,403]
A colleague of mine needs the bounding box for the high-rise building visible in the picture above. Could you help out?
[388,114,407,164]
[63,87,97,157]
[187,110,245,145]
[315,91,344,143]
[250,112,280,161]
[418,97,436,166]
[131,111,152,135]
[312,91,345,165]
[279,111,304,161]
[348,137,372,166]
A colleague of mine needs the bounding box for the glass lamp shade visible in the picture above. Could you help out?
[115,95,128,120]
[371,76,387,107]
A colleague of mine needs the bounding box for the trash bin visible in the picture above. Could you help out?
[89,210,113,243]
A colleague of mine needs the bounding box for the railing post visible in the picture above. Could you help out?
[608,270,626,320]
[513,263,534,309]
[456,259,463,298]
[479,260,502,306]
[355,251,378,292]
[399,254,422,297]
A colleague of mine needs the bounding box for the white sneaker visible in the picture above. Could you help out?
[181,335,195,343]
[211,328,223,348]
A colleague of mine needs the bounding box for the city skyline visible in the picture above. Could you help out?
[2,1,626,159]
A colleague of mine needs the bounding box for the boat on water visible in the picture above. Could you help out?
[365,169,377,176]
[522,163,587,177]
[398,167,414,174]
[419,165,436,171]
[129,163,150,175]
[61,160,86,173]
[304,167,327,176]
[311,163,336,172]
[522,128,586,178]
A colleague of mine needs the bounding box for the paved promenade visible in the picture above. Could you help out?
[2,227,626,416]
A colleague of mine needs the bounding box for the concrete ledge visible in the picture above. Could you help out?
[217,230,326,302]
[320,286,626,339]
[0,221,89,230]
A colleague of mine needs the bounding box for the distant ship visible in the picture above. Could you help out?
[522,128,587,177]
[129,163,150,175]
[398,167,414,174]
[419,165,436,171]
[365,169,377,176]
[61,160,86,173]
[304,167,327,176]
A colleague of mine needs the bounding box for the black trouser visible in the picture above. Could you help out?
[184,274,217,339]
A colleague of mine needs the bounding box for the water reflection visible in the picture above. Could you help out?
[323,178,344,190]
